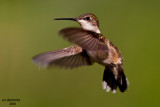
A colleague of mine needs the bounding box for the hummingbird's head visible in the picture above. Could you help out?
[54,13,101,33]
[76,13,100,33]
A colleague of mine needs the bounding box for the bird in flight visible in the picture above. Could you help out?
[32,13,129,93]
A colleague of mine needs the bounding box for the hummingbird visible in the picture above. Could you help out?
[32,13,129,93]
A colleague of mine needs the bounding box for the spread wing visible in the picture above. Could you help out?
[32,45,94,69]
[59,27,108,51]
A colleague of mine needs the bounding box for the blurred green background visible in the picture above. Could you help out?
[0,0,160,107]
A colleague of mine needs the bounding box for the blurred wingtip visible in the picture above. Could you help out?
[32,56,48,69]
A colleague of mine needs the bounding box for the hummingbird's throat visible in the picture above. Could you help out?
[78,20,101,33]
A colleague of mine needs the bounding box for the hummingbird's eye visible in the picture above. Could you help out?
[85,17,90,20]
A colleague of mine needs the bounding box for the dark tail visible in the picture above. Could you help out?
[102,65,129,93]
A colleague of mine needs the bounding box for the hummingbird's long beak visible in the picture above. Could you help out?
[54,18,76,21]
